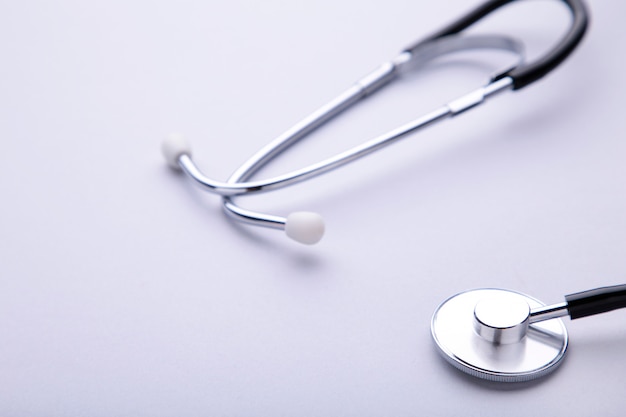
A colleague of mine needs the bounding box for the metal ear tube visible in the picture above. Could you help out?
[161,0,588,244]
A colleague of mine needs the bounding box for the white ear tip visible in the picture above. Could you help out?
[162,133,192,169]
[285,212,325,245]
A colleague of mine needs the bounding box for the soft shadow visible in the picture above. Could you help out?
[162,165,327,272]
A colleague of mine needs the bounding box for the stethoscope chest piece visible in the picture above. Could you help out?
[431,289,568,382]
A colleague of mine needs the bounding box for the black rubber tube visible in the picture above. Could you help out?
[565,285,626,320]
[404,0,589,90]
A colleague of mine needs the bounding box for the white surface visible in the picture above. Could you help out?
[1,0,625,415]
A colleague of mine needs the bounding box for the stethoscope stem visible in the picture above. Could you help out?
[528,302,569,324]
[512,284,626,326]
[531,284,626,324]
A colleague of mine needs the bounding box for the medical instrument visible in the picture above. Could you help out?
[431,285,626,382]
[162,0,588,245]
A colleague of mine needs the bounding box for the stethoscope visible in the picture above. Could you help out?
[160,0,622,384]
[162,0,588,245]
[432,285,626,382]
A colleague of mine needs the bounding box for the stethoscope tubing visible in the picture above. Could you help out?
[406,0,589,90]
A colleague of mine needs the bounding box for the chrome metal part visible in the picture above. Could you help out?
[473,293,530,344]
[172,34,524,232]
[356,61,397,96]
[220,42,520,229]
[431,288,568,382]
[529,302,569,324]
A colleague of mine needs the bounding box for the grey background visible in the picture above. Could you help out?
[1,0,625,415]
